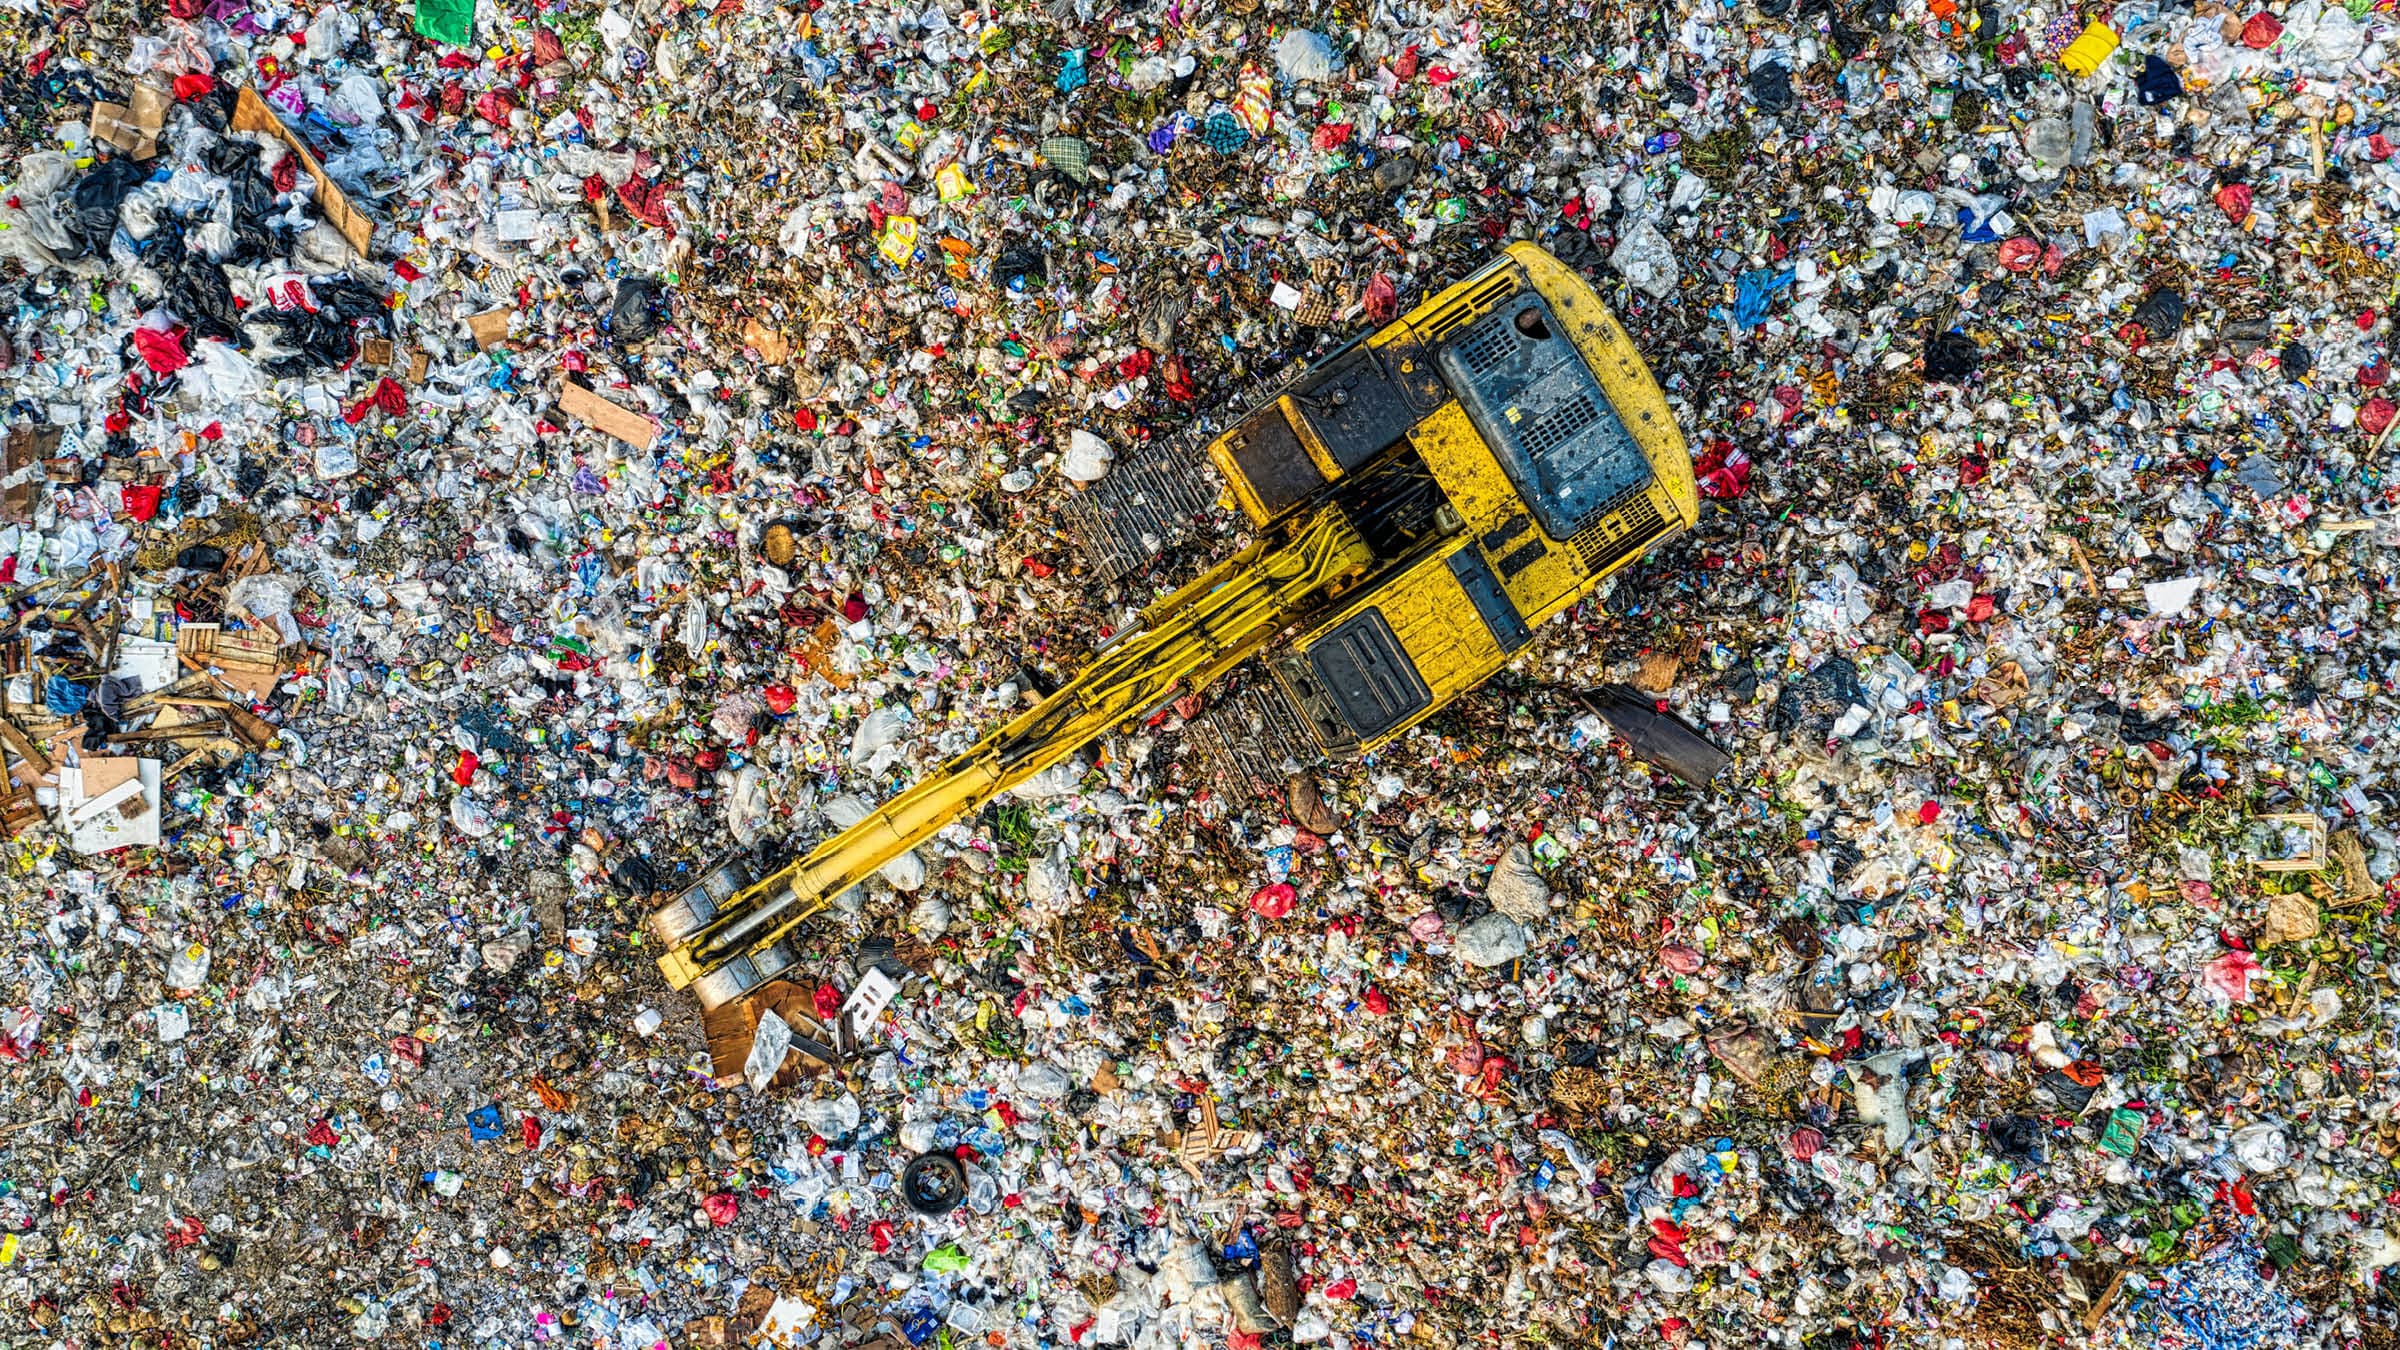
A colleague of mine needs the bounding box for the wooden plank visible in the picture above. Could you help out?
[157,696,275,748]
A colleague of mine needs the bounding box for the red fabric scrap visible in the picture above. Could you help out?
[616,178,671,228]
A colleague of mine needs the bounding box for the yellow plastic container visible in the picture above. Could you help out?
[2060,20,2120,76]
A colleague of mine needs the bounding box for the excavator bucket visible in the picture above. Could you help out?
[700,979,841,1089]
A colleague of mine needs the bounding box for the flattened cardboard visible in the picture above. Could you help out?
[741,317,790,365]
[91,83,170,158]
[466,308,512,350]
[231,87,375,259]
[558,380,658,451]
[76,757,137,801]
[3,426,56,523]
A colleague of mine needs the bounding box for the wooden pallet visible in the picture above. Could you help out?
[175,623,285,699]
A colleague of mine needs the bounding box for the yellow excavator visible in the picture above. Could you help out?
[648,242,1701,1038]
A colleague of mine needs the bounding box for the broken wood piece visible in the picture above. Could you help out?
[156,696,275,749]
[2085,1268,2130,1333]
[0,717,54,777]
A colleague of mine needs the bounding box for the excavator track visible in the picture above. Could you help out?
[1059,430,1226,584]
[1184,665,1321,795]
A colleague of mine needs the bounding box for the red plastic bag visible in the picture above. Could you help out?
[1361,273,1398,324]
[1693,439,1751,498]
[1249,882,1296,918]
[119,485,162,522]
[1162,355,1198,403]
[2214,182,2253,222]
[131,327,188,375]
[345,377,408,426]
[617,179,671,229]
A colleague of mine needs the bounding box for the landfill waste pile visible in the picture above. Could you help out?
[5,0,2400,1344]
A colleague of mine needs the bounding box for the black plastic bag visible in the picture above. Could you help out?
[1923,330,1981,382]
[1769,656,1867,736]
[2136,53,2183,107]
[2035,1066,2100,1112]
[67,158,151,257]
[247,272,387,374]
[202,139,295,264]
[995,246,1047,290]
[1751,63,1795,113]
[2129,288,2186,341]
[176,544,228,571]
[150,226,245,345]
[610,277,665,342]
[311,273,390,328]
[610,854,658,895]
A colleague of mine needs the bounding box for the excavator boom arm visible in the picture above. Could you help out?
[652,508,1374,1005]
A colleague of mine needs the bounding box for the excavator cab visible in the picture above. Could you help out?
[1194,242,1698,776]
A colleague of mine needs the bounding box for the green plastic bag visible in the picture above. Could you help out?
[415,0,474,47]
[2097,1108,2145,1158]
